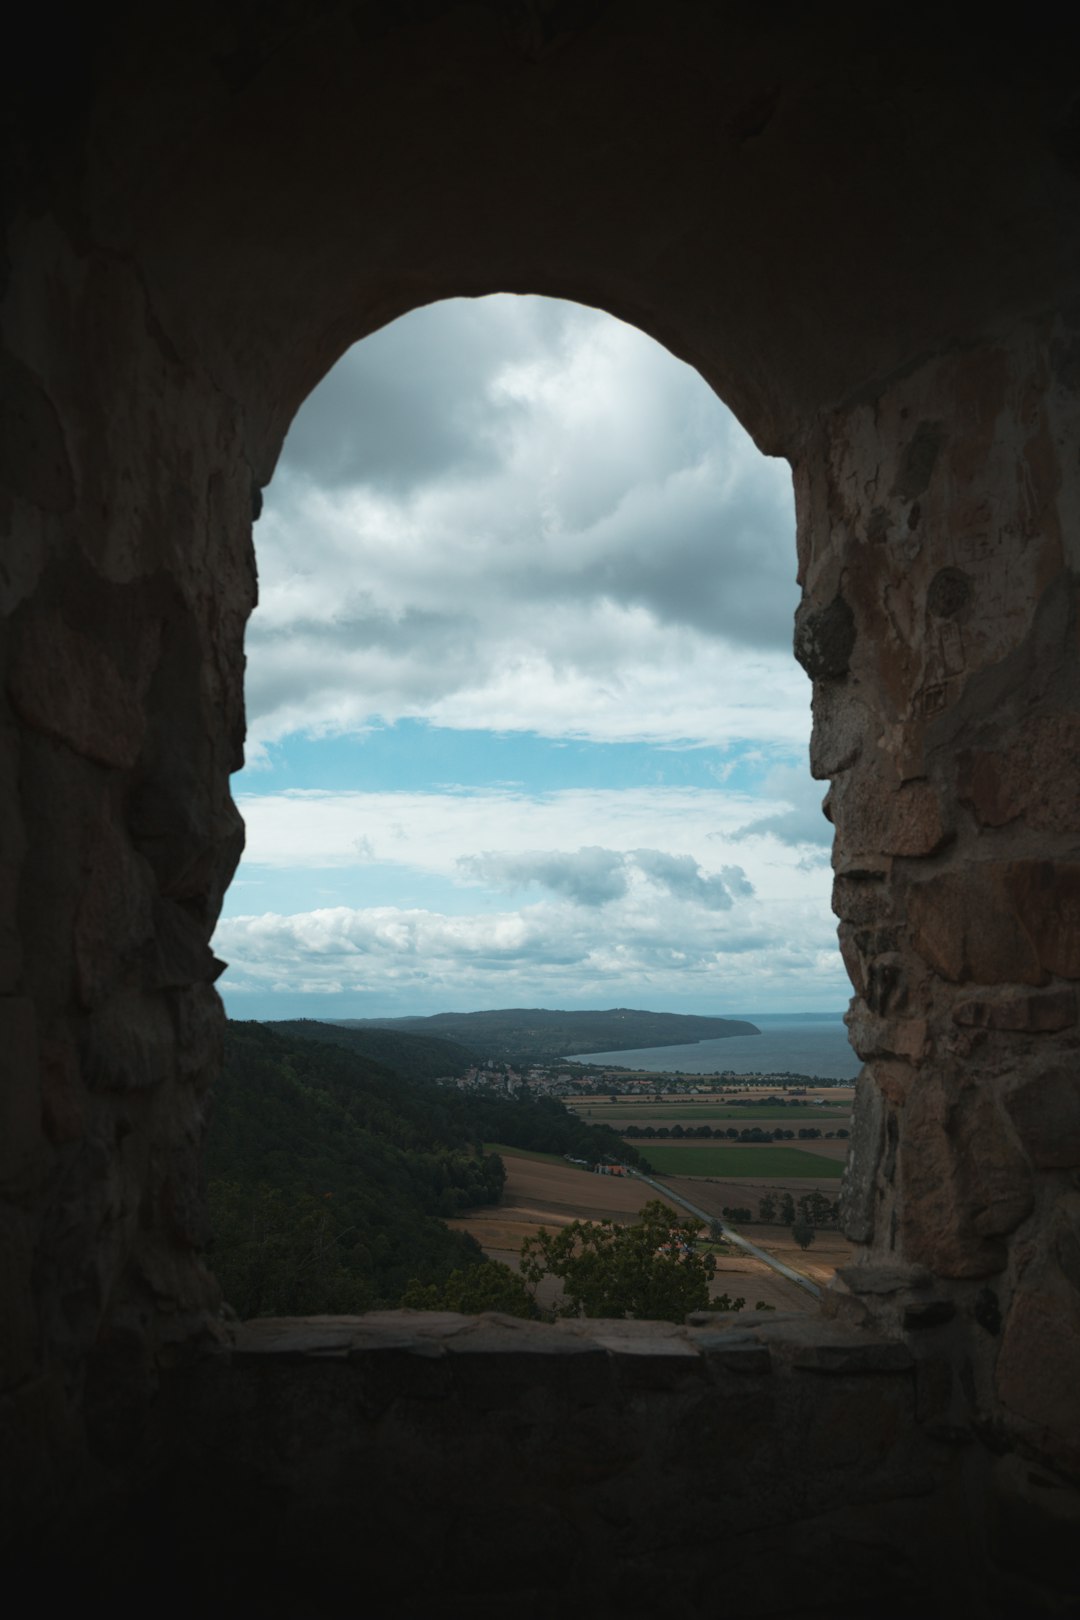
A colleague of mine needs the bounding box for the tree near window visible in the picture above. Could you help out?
[791,1219,816,1251]
[520,1200,735,1323]
[401,1261,536,1317]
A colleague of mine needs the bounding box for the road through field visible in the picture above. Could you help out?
[628,1169,822,1301]
[451,1150,814,1312]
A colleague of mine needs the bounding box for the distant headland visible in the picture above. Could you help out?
[334,1007,760,1061]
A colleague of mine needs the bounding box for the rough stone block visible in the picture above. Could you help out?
[0,997,46,1194]
[1005,1067,1080,1169]
[792,1341,914,1374]
[8,614,145,770]
[793,592,856,680]
[38,1039,84,1144]
[901,1081,1033,1275]
[73,813,154,1008]
[836,1263,932,1297]
[146,897,219,990]
[959,715,1080,833]
[997,1287,1080,1460]
[1051,1195,1080,1293]
[0,864,22,992]
[906,869,1045,984]
[902,1299,956,1330]
[845,1002,926,1063]
[836,774,950,858]
[809,683,868,778]
[840,1071,884,1243]
[952,989,1077,1032]
[0,1210,37,1390]
[80,991,176,1091]
[1004,862,1080,980]
[694,1339,772,1374]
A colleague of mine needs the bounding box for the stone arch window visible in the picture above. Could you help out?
[3,6,1079,1608]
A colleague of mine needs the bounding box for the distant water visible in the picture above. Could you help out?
[568,1012,860,1081]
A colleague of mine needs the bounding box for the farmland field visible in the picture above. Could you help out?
[641,1144,845,1178]
[571,1103,848,1122]
[448,1149,814,1312]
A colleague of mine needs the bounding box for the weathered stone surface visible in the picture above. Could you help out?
[793,593,856,680]
[791,1340,914,1374]
[8,616,146,771]
[836,1263,932,1297]
[808,683,868,778]
[901,1083,1033,1276]
[1051,1195,1080,1294]
[80,991,177,1092]
[902,1299,956,1330]
[73,812,155,1009]
[833,774,950,858]
[845,1001,927,1063]
[0,1210,37,1389]
[0,351,75,518]
[952,989,1077,1032]
[1005,1067,1080,1169]
[959,714,1080,832]
[906,870,1046,985]
[839,1071,884,1243]
[38,1040,85,1145]
[997,1287,1080,1462]
[1003,861,1080,981]
[0,998,46,1196]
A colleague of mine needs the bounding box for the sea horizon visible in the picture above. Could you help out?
[568,1009,860,1081]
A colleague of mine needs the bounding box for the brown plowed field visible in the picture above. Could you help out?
[449,1151,818,1314]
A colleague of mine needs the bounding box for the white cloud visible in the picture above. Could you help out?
[215,888,847,1011]
[733,762,834,848]
[247,295,802,759]
[459,846,630,906]
[220,297,849,1016]
[232,786,820,903]
[630,849,753,911]
[215,784,845,1010]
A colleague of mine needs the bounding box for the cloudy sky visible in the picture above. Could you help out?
[214,295,848,1021]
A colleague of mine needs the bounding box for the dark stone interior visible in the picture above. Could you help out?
[3,6,1079,1613]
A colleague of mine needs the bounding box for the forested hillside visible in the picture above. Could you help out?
[208,1022,647,1319]
[266,1018,477,1079]
[336,1006,760,1060]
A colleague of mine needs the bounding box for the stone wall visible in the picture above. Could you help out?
[18,1311,1077,1617]
[2,2,1079,1599]
[797,321,1080,1479]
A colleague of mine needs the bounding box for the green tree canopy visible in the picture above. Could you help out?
[401,1261,536,1317]
[520,1200,731,1323]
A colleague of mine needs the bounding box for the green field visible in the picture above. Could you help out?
[570,1104,848,1122]
[641,1144,845,1179]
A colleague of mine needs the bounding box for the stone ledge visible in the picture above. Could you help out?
[231,1309,910,1377]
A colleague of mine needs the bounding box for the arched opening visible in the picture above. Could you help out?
[208,291,861,1320]
[222,295,837,1015]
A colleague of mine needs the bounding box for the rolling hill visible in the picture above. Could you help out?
[334,1006,760,1061]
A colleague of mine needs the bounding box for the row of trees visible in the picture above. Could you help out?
[758,1190,839,1227]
